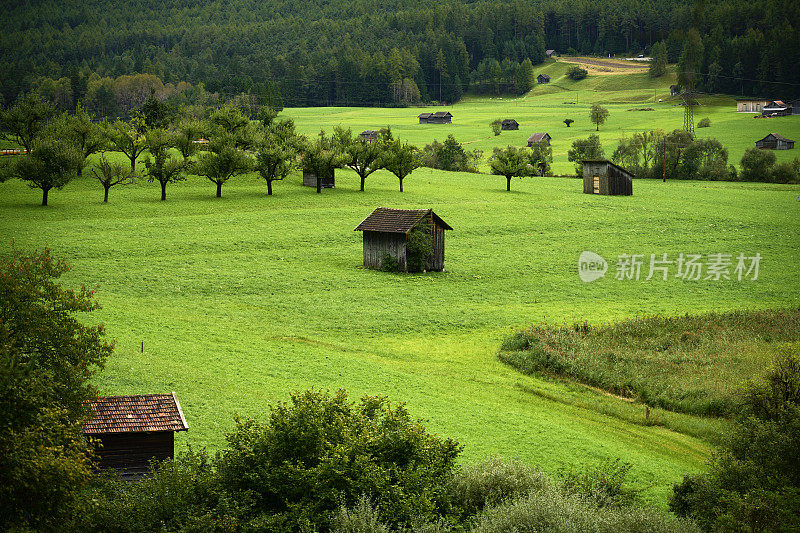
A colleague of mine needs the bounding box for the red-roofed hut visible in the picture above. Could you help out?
[83,393,188,478]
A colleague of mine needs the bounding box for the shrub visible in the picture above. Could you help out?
[561,459,640,508]
[380,252,400,272]
[490,119,502,136]
[567,134,604,175]
[566,66,588,80]
[770,159,800,184]
[419,135,481,173]
[740,147,776,182]
[696,117,710,128]
[406,227,433,273]
[331,495,391,533]
[563,118,573,127]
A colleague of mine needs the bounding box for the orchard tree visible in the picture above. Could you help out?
[380,139,419,192]
[564,118,574,128]
[0,247,114,531]
[105,119,147,171]
[136,90,173,131]
[91,153,136,202]
[0,92,55,153]
[299,131,347,193]
[46,104,107,172]
[568,134,604,175]
[253,119,298,195]
[333,126,384,191]
[490,146,530,191]
[590,104,609,131]
[144,128,188,200]
[194,133,253,198]
[528,142,553,176]
[2,132,82,205]
[490,119,502,136]
[172,117,204,161]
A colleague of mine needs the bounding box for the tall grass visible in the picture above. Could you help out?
[500,309,800,417]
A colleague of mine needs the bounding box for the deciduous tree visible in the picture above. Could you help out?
[490,146,530,191]
[144,128,188,200]
[589,104,609,131]
[2,132,82,205]
[380,139,419,192]
[105,119,147,171]
[0,92,55,153]
[568,134,604,175]
[333,126,384,191]
[91,153,136,202]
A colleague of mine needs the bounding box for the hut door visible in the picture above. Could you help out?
[593,176,600,194]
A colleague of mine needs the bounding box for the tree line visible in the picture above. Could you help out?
[1,0,797,109]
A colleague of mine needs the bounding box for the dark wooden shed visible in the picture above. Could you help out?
[582,160,634,196]
[83,393,188,479]
[762,101,790,116]
[670,85,680,96]
[537,74,550,84]
[527,132,551,146]
[419,111,452,124]
[501,119,519,130]
[354,208,452,272]
[360,130,378,141]
[303,168,335,188]
[756,133,794,150]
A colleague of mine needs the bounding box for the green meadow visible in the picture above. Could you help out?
[2,71,800,506]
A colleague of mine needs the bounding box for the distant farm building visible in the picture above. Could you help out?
[582,160,634,196]
[302,169,335,188]
[670,85,680,97]
[354,207,452,272]
[501,119,519,130]
[546,49,556,58]
[527,132,551,146]
[418,111,452,124]
[360,130,378,141]
[755,133,795,150]
[83,393,188,479]
[792,99,800,115]
[762,101,791,116]
[737,99,770,113]
[537,74,551,84]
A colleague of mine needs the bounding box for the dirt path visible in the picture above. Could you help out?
[559,56,649,75]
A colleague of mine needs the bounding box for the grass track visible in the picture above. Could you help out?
[2,156,798,505]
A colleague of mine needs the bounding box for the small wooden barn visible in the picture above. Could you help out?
[582,160,634,196]
[546,49,556,58]
[762,101,791,116]
[501,119,519,130]
[755,133,795,150]
[360,130,378,141]
[792,99,800,115]
[83,393,188,479]
[537,74,550,84]
[527,132,551,146]
[303,168,335,188]
[354,208,452,272]
[670,85,680,97]
[418,111,452,124]
[737,99,770,113]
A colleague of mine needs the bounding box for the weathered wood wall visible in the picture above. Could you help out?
[582,162,633,196]
[363,231,407,270]
[302,169,335,188]
[90,431,174,479]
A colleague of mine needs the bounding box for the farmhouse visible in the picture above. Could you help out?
[755,133,795,150]
[303,168,335,188]
[354,207,452,272]
[537,74,550,84]
[582,160,634,196]
[83,393,188,479]
[737,99,770,113]
[762,101,791,116]
[360,130,378,141]
[418,111,453,124]
[670,85,680,96]
[501,119,519,130]
[527,132,551,146]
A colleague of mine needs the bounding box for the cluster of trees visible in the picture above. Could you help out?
[1,0,796,108]
[0,92,428,205]
[418,134,482,174]
[489,143,553,191]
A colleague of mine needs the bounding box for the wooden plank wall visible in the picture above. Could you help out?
[363,231,406,270]
[91,432,175,478]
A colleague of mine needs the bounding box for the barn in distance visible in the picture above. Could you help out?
[354,208,452,272]
[303,169,335,188]
[501,119,519,130]
[582,160,633,195]
[83,393,188,479]
[418,111,453,124]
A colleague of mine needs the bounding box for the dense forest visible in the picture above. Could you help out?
[1,0,798,111]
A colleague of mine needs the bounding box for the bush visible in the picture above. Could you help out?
[567,134,604,175]
[419,135,481,173]
[561,459,640,508]
[331,495,391,533]
[406,227,433,273]
[771,159,800,184]
[566,66,588,80]
[380,252,400,272]
[696,117,710,128]
[740,147,776,182]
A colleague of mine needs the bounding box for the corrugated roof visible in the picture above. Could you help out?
[354,207,452,233]
[528,132,550,143]
[83,393,188,434]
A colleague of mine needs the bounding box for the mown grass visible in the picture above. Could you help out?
[2,86,799,505]
[500,309,800,418]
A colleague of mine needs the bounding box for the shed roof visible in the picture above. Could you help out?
[418,113,433,119]
[354,207,452,234]
[759,133,794,142]
[83,393,188,435]
[546,49,555,55]
[502,119,519,125]
[527,132,551,143]
[582,159,635,177]
[432,111,452,118]
[764,101,788,108]
[538,74,551,81]
[361,130,377,135]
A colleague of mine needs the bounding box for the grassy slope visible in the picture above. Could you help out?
[2,151,798,505]
[287,62,800,175]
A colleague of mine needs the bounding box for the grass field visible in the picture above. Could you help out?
[2,133,799,506]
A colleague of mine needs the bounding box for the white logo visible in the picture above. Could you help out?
[579,251,608,282]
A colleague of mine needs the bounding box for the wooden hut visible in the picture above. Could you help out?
[737,99,770,113]
[302,168,335,188]
[755,133,795,150]
[762,101,791,116]
[360,130,378,141]
[501,119,519,130]
[582,160,633,196]
[83,393,188,479]
[419,111,452,124]
[527,132,551,146]
[537,74,550,84]
[545,49,556,58]
[792,99,800,115]
[670,85,680,96]
[354,208,452,272]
